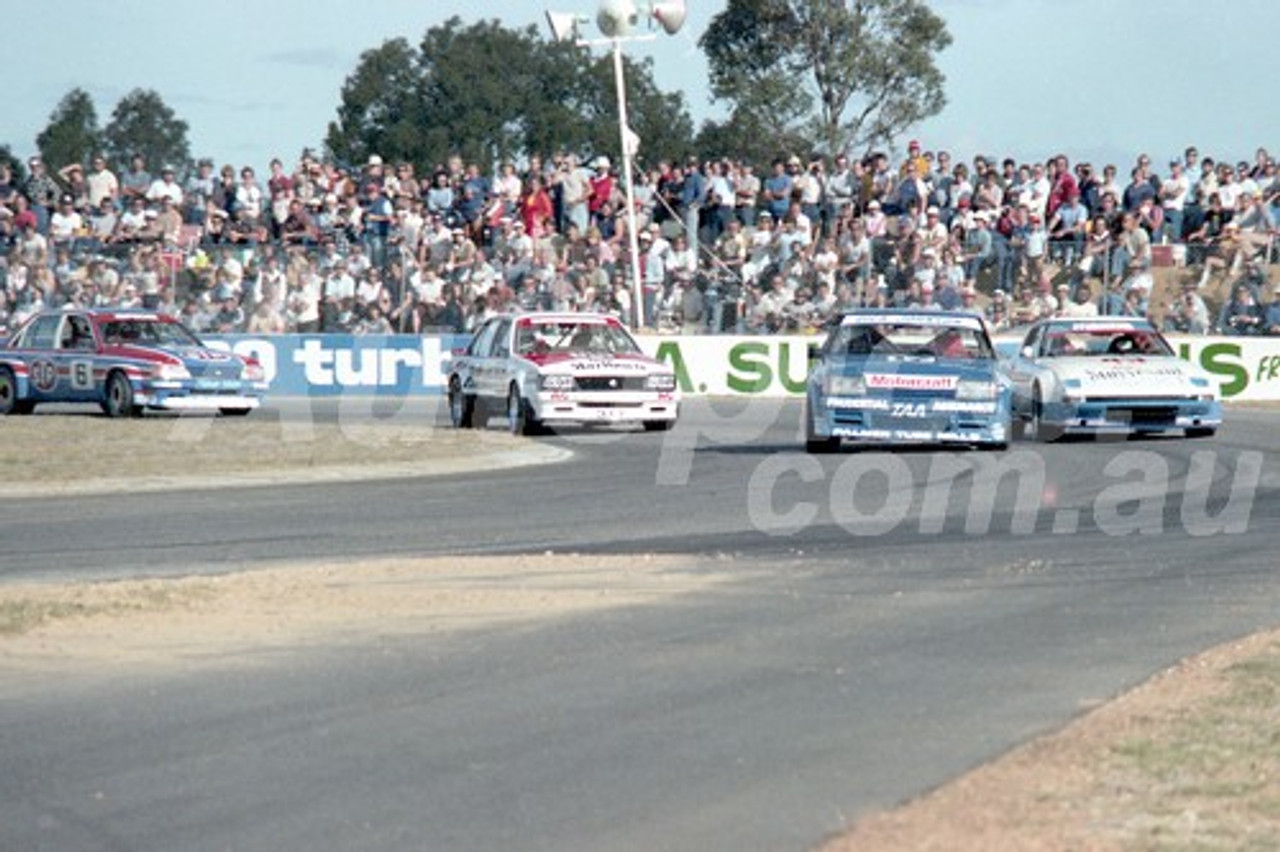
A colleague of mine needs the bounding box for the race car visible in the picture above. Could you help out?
[0,309,268,417]
[447,311,679,434]
[1004,316,1221,441]
[805,310,1012,452]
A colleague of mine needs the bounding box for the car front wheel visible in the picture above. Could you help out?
[1030,385,1062,443]
[804,401,840,454]
[102,371,140,418]
[507,385,544,436]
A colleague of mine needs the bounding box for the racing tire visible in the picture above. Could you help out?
[643,419,674,432]
[219,408,252,417]
[506,385,544,436]
[1186,427,1216,439]
[804,403,840,454]
[448,378,475,429]
[0,366,34,416]
[1030,385,1062,443]
[102,371,140,418]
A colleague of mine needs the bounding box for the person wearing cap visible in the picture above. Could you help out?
[1162,280,1208,334]
[963,209,995,281]
[145,165,184,207]
[587,156,615,230]
[23,156,61,234]
[48,192,85,249]
[900,139,928,180]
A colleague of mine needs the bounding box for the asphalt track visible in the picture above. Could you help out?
[2,399,1279,851]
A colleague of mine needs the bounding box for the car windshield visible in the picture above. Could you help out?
[1039,327,1173,358]
[828,321,994,360]
[516,320,640,356]
[100,318,202,347]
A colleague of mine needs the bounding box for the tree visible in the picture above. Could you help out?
[0,144,26,185]
[700,0,951,158]
[102,89,191,173]
[326,17,695,174]
[36,88,102,171]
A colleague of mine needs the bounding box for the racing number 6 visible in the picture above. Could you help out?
[72,361,93,391]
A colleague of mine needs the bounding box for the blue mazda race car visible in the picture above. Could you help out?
[805,310,1012,452]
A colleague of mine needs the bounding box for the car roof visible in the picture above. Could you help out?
[836,309,987,332]
[513,312,622,326]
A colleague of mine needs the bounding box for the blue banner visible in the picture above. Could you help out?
[205,334,469,397]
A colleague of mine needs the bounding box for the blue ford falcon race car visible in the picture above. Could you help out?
[0,309,268,417]
[805,310,1012,452]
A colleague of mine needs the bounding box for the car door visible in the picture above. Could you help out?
[463,318,502,402]
[483,317,515,401]
[55,314,101,402]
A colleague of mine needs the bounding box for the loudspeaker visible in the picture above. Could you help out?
[546,10,583,42]
[596,0,638,38]
[650,0,687,35]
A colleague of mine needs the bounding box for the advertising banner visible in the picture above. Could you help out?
[205,333,1280,401]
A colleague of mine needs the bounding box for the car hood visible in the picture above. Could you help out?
[523,351,665,376]
[104,343,246,376]
[823,355,1000,386]
[1048,356,1204,396]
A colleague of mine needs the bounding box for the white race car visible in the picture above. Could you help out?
[447,312,679,434]
[1005,316,1222,441]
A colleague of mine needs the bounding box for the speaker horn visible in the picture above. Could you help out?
[596,0,639,38]
[650,0,687,35]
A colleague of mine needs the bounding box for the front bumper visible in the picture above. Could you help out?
[1042,398,1222,434]
[812,394,1011,446]
[532,391,679,425]
[134,379,268,412]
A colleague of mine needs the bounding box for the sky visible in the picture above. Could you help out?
[1,0,1275,173]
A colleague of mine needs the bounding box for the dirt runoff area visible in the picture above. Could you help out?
[2,415,1278,849]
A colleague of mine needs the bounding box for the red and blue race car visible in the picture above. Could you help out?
[0,309,268,417]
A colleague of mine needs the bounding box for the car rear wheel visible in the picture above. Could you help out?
[0,366,34,415]
[448,378,475,428]
[102,371,140,418]
[1030,385,1062,443]
[506,385,544,436]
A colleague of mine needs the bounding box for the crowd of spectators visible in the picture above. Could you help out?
[1,141,1278,339]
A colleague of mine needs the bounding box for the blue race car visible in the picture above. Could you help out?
[805,309,1012,452]
[0,308,268,417]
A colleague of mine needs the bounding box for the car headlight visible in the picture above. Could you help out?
[1190,377,1215,401]
[541,374,575,391]
[955,379,997,400]
[152,362,191,381]
[644,374,677,392]
[1060,378,1083,402]
[825,375,866,396]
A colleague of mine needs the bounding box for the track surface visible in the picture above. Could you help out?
[2,400,1278,851]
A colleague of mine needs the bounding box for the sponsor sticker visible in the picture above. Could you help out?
[865,373,958,391]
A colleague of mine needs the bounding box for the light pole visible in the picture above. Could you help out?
[546,0,687,330]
